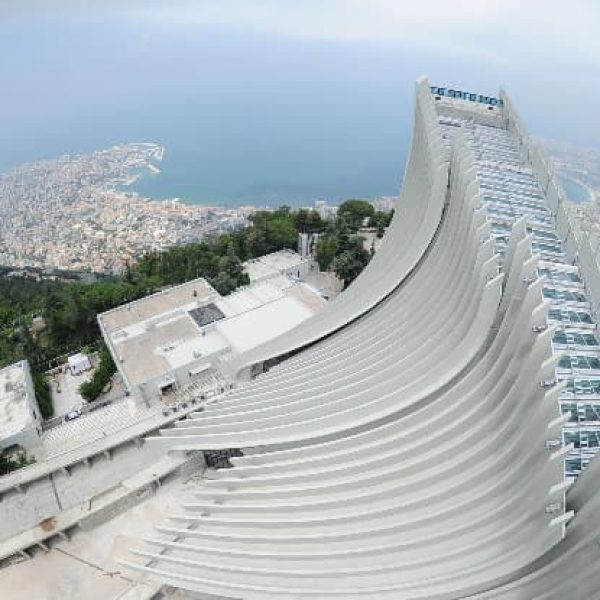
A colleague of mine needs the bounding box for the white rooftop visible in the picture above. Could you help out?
[99,279,218,335]
[99,275,326,389]
[217,295,313,354]
[67,353,91,369]
[0,361,36,442]
[244,250,308,282]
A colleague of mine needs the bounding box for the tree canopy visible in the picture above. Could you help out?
[368,209,395,238]
[316,234,338,271]
[209,243,250,295]
[0,451,35,476]
[337,199,375,232]
[79,343,116,402]
[332,235,371,287]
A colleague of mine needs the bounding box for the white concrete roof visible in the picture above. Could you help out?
[0,361,36,442]
[99,279,218,335]
[217,279,288,315]
[67,353,91,369]
[99,275,326,388]
[216,296,314,354]
[244,250,307,282]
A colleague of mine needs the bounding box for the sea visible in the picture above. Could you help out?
[0,19,594,209]
[0,25,419,208]
[559,177,591,204]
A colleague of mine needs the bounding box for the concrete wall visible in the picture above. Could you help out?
[136,363,225,403]
[51,441,166,510]
[0,439,167,542]
[79,484,155,531]
[0,478,59,542]
[119,79,579,599]
[1,361,43,453]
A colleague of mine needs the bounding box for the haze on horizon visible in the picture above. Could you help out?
[1,0,599,204]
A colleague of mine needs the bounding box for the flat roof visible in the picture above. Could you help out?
[216,296,313,354]
[244,250,308,282]
[99,279,218,334]
[0,361,36,442]
[100,275,326,389]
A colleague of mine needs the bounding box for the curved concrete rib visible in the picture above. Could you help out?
[118,77,600,600]
[121,77,600,600]
[149,130,500,451]
[223,75,449,380]
[121,246,563,598]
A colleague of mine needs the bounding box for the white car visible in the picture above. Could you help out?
[64,409,82,422]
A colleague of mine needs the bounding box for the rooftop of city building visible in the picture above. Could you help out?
[99,272,326,389]
[0,361,37,444]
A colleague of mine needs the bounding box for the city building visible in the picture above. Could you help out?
[373,195,398,212]
[313,199,338,220]
[0,143,260,275]
[0,361,42,453]
[99,272,325,401]
[297,232,319,259]
[121,78,600,598]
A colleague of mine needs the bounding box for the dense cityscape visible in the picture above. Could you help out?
[0,135,596,279]
[0,144,258,274]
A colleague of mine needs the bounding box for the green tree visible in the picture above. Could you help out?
[209,272,239,296]
[293,209,326,234]
[316,234,338,271]
[219,243,245,280]
[246,210,297,256]
[33,370,53,419]
[265,215,297,252]
[79,344,116,402]
[0,451,35,475]
[209,243,250,295]
[337,199,375,232]
[332,235,371,287]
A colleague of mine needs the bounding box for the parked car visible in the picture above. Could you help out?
[64,409,82,422]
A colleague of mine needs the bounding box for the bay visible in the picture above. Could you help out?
[560,176,591,204]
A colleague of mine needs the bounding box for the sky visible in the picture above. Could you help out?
[1,0,599,203]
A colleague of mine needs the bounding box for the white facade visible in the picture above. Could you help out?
[297,232,309,258]
[121,78,591,598]
[119,78,600,599]
[0,360,42,452]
